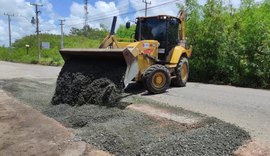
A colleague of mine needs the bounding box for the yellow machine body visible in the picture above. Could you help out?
[60,11,192,93]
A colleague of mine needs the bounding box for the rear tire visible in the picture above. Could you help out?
[172,57,189,87]
[143,64,170,94]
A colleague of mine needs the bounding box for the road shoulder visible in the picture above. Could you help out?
[0,89,110,156]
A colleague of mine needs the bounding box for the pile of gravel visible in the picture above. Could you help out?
[44,104,250,156]
[51,59,126,107]
[0,79,251,156]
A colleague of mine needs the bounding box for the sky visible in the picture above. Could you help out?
[0,0,262,46]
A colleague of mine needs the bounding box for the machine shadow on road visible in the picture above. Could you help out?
[124,82,171,96]
[124,82,146,95]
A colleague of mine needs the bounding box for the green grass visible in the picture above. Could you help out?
[0,34,101,66]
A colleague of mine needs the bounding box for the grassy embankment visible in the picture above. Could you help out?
[0,34,100,66]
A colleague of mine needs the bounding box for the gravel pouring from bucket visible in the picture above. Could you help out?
[52,48,135,107]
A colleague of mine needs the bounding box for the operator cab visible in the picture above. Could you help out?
[135,15,180,61]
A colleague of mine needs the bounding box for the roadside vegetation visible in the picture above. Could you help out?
[0,34,101,66]
[183,0,270,88]
[0,0,269,88]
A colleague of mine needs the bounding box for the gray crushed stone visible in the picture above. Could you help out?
[51,58,126,107]
[0,79,250,156]
[44,104,250,156]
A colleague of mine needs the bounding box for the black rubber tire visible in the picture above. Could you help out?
[143,64,171,94]
[172,57,189,87]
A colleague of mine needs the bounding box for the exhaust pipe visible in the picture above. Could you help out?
[110,16,117,35]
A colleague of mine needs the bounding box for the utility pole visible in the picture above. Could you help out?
[59,19,65,49]
[142,0,151,16]
[84,0,89,27]
[31,3,43,63]
[4,13,14,49]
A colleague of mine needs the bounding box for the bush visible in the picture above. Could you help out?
[183,0,270,88]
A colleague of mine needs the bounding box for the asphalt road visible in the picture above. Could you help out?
[143,83,270,145]
[0,61,269,146]
[0,61,60,84]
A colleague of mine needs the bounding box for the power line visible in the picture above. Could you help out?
[31,3,43,63]
[19,0,181,34]
[65,0,179,28]
[66,4,130,23]
[40,0,180,31]
[89,0,179,22]
[11,14,36,29]
[66,6,131,24]
[62,1,130,23]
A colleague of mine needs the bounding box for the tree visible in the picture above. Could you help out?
[69,25,108,41]
[177,0,270,88]
[116,24,136,40]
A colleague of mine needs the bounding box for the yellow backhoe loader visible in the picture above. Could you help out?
[59,11,192,94]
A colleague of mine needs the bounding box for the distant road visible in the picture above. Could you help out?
[0,61,60,84]
[1,61,270,145]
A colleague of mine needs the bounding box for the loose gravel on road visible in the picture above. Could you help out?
[0,78,250,155]
[51,59,126,107]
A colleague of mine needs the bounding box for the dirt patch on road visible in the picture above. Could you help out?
[234,140,270,156]
[128,104,200,124]
[0,90,111,156]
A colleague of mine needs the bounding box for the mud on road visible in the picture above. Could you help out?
[0,78,250,156]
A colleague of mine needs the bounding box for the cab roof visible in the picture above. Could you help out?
[136,15,179,20]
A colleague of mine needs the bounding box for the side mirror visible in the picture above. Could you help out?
[126,21,130,29]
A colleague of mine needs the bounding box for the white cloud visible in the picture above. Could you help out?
[130,0,181,19]
[0,0,61,46]
[65,1,126,33]
[0,0,179,46]
[0,0,36,46]
[70,2,84,17]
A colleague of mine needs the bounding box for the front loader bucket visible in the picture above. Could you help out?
[59,48,139,87]
[59,48,130,88]
[52,48,138,106]
[60,48,128,62]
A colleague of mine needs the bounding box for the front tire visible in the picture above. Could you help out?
[172,57,189,87]
[143,64,171,94]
